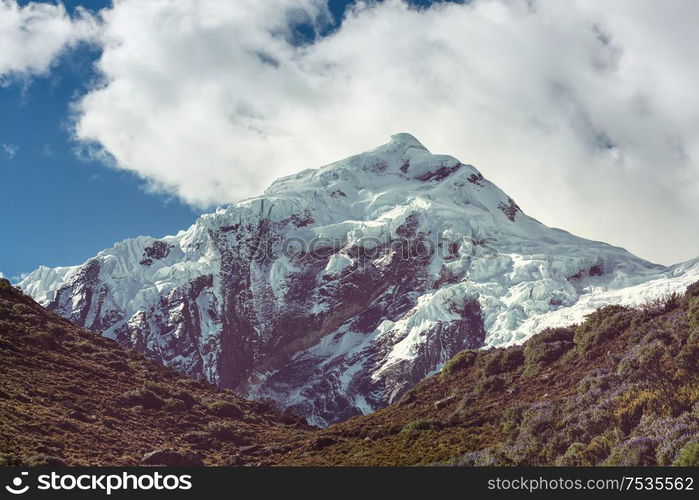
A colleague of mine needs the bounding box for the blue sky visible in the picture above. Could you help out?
[0,0,457,280]
[1,0,698,279]
[1,1,192,279]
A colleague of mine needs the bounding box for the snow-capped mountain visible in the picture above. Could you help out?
[19,134,699,426]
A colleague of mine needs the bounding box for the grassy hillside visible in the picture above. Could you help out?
[0,278,311,466]
[269,283,699,466]
[2,276,698,467]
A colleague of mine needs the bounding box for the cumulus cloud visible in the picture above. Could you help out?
[8,0,699,264]
[0,0,97,82]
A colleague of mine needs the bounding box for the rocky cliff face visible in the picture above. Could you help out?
[19,134,696,426]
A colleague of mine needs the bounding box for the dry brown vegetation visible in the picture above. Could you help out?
[0,279,311,466]
[1,277,698,466]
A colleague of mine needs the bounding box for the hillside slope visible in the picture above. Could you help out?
[268,282,699,466]
[2,278,697,466]
[0,279,311,466]
[20,133,695,427]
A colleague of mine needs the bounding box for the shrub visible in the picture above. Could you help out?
[205,421,238,441]
[482,350,506,376]
[460,447,513,466]
[519,402,559,440]
[577,372,618,395]
[475,375,506,396]
[206,400,243,419]
[501,403,529,434]
[574,305,632,352]
[47,324,66,337]
[677,330,699,378]
[686,281,699,298]
[441,350,477,379]
[120,387,164,409]
[617,343,663,378]
[673,442,699,466]
[173,389,199,410]
[617,342,685,416]
[144,381,172,397]
[584,434,615,464]
[400,419,443,435]
[523,328,574,375]
[688,298,699,330]
[555,442,588,466]
[183,431,211,447]
[11,303,41,325]
[163,398,187,412]
[603,437,658,466]
[640,293,682,317]
[500,349,525,371]
[655,422,699,465]
[614,389,657,434]
[482,348,524,376]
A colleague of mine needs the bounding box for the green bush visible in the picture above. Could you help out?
[482,348,525,376]
[686,281,699,298]
[574,306,632,352]
[640,293,682,317]
[523,328,574,375]
[577,372,617,394]
[501,403,528,434]
[500,348,525,371]
[673,442,699,466]
[603,437,657,466]
[400,419,443,435]
[688,298,699,330]
[617,342,664,378]
[475,375,506,396]
[677,330,699,377]
[441,350,477,379]
[555,442,588,466]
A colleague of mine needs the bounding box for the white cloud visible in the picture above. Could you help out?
[0,0,97,82]
[10,272,27,282]
[73,0,331,205]
[6,0,699,265]
[2,143,18,158]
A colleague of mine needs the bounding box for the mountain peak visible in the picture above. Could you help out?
[388,132,428,150]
